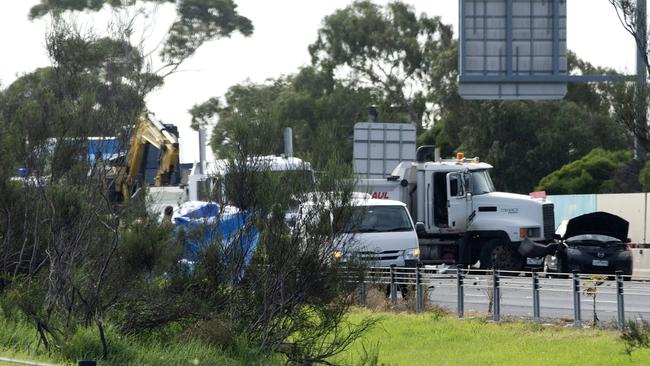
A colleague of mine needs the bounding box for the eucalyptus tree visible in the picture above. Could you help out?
[308,0,454,133]
[0,0,254,357]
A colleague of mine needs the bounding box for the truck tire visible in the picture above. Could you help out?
[480,239,524,271]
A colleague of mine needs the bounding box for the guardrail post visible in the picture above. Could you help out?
[532,269,541,322]
[415,265,422,313]
[390,265,397,304]
[616,271,625,331]
[359,280,366,307]
[493,269,501,322]
[457,265,464,318]
[572,271,582,327]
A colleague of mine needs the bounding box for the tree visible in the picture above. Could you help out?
[213,123,374,364]
[110,119,376,363]
[1,0,253,357]
[308,0,454,133]
[606,1,650,154]
[428,52,630,193]
[29,0,253,82]
[536,149,633,194]
[192,66,374,168]
[0,21,160,356]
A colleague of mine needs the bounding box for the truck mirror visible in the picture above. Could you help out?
[553,233,562,241]
[415,222,426,235]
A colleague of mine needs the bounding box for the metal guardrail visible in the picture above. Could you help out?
[356,265,649,329]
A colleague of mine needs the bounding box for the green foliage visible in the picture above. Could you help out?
[119,218,181,274]
[309,0,454,132]
[30,0,253,66]
[429,51,630,193]
[622,318,650,356]
[29,0,126,19]
[537,149,632,194]
[338,310,650,365]
[208,80,289,158]
[189,96,220,130]
[197,66,373,168]
[163,0,253,64]
[639,160,650,192]
[1,24,146,169]
[0,311,278,365]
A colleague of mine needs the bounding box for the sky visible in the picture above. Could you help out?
[0,1,639,163]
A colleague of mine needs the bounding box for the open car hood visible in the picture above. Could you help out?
[563,212,629,242]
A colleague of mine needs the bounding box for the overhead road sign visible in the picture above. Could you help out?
[458,0,568,100]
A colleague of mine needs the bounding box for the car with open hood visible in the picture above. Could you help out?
[545,211,632,277]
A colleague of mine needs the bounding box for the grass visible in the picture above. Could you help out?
[337,308,650,366]
[0,313,280,366]
[3,306,650,366]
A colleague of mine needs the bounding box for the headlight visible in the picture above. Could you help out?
[403,248,420,260]
[519,227,541,238]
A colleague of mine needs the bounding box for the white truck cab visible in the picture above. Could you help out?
[357,152,554,270]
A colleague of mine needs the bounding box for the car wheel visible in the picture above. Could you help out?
[555,254,569,279]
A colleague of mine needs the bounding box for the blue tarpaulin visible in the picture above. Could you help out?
[173,202,258,265]
[86,139,121,162]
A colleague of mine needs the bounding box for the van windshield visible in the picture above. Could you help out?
[345,206,413,233]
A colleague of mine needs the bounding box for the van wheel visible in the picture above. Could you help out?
[480,239,524,271]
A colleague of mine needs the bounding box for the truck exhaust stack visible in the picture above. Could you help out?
[283,127,293,158]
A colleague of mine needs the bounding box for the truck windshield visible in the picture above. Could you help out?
[345,206,413,233]
[470,170,495,195]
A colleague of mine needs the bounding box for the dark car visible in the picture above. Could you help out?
[545,212,633,277]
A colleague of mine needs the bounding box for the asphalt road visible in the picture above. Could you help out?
[424,274,650,322]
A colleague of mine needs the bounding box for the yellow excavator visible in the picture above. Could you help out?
[109,112,180,202]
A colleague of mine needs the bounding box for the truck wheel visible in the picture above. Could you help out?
[480,240,524,271]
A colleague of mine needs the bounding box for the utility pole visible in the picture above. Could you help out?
[636,0,647,161]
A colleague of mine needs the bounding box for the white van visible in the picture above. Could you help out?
[338,198,420,267]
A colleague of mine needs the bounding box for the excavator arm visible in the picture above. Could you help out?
[113,112,180,201]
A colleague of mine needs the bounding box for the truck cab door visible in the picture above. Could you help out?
[446,172,470,231]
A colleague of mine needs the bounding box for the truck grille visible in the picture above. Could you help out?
[543,203,555,240]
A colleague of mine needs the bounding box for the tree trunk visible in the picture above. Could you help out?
[96,316,109,359]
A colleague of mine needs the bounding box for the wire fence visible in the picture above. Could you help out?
[356,266,650,329]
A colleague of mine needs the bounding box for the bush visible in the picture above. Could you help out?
[179,317,235,347]
[621,318,650,355]
[536,149,632,194]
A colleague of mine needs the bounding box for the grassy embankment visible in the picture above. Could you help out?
[0,312,279,366]
[340,308,650,366]
[2,308,650,365]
